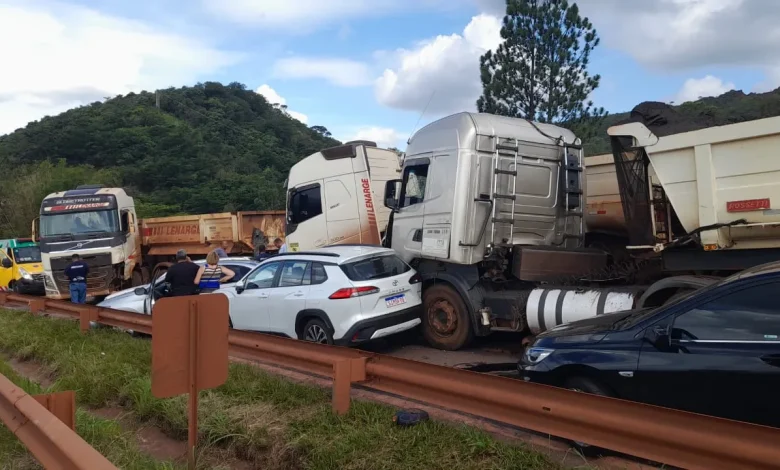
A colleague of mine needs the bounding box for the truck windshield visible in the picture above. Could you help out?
[12,246,41,263]
[41,210,120,237]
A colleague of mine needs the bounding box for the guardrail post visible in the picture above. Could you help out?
[33,391,76,430]
[332,357,367,415]
[29,299,46,315]
[79,307,99,334]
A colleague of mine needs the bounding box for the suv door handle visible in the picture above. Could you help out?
[293,292,304,297]
[760,355,780,367]
[257,293,269,299]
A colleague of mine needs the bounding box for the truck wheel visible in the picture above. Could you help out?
[422,284,473,351]
[11,282,20,294]
[131,270,143,287]
[663,288,694,306]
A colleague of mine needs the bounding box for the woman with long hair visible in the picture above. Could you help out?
[194,250,235,293]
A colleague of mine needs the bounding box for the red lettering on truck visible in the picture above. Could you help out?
[726,198,770,213]
[361,178,380,245]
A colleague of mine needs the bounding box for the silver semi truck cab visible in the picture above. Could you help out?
[287,113,608,350]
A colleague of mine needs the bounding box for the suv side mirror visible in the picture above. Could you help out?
[384,179,401,210]
[235,279,246,294]
[1,258,12,269]
[134,286,149,296]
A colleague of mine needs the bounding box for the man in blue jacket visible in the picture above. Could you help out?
[64,253,89,304]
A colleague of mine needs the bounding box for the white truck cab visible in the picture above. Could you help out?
[285,141,401,251]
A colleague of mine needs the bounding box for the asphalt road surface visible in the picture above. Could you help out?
[358,329,526,371]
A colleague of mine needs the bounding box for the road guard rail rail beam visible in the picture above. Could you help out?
[0,372,118,469]
[1,293,779,470]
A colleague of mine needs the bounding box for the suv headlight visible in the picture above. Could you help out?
[524,347,554,365]
[18,268,32,280]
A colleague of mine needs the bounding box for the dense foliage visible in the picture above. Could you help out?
[0,81,338,237]
[477,0,606,141]
[584,89,780,155]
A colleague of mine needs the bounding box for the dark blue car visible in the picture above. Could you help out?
[520,261,780,429]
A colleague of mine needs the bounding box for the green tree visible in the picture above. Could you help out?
[0,160,120,237]
[477,0,605,129]
[0,82,340,218]
[310,125,332,138]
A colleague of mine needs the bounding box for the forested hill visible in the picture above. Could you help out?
[583,87,780,155]
[0,82,339,234]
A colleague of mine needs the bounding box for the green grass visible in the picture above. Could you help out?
[0,358,178,470]
[0,308,561,470]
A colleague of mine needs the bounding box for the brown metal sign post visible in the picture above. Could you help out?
[151,294,229,469]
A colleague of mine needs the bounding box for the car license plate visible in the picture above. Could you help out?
[385,294,406,308]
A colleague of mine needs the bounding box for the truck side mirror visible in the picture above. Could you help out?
[1,258,12,269]
[31,217,40,242]
[384,179,401,210]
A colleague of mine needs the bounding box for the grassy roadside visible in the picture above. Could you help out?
[0,308,562,470]
[0,357,178,470]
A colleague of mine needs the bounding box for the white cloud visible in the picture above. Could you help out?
[286,110,309,124]
[347,127,405,149]
[0,1,238,135]
[675,75,735,104]
[203,0,459,31]
[254,84,308,124]
[203,0,394,30]
[273,57,373,87]
[576,0,780,84]
[375,14,502,115]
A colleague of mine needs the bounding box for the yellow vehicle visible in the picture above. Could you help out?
[0,238,45,294]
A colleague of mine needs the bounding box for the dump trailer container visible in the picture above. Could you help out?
[140,211,286,257]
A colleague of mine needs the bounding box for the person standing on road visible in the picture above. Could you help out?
[275,238,288,253]
[64,253,89,304]
[214,241,229,259]
[165,249,200,297]
[255,244,272,262]
[194,250,235,293]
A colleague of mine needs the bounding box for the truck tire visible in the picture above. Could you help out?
[131,270,143,287]
[422,284,473,351]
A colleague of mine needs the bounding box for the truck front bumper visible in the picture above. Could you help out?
[16,278,45,295]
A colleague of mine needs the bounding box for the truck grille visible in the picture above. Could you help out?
[50,253,114,294]
[32,273,45,282]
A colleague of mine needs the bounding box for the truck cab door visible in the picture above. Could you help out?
[286,183,326,250]
[391,158,430,263]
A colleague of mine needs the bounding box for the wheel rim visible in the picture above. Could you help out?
[427,298,458,337]
[305,325,328,343]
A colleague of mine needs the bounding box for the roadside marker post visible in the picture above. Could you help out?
[151,295,229,469]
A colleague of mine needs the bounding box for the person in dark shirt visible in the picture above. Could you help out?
[254,244,273,262]
[165,249,200,297]
[64,253,89,304]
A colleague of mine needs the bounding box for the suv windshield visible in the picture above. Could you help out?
[341,254,411,281]
[12,246,41,263]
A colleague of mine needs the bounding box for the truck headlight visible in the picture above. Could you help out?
[524,347,554,365]
[18,268,32,280]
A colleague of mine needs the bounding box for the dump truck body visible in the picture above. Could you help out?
[609,116,780,251]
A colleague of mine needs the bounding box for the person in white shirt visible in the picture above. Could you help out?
[274,238,288,253]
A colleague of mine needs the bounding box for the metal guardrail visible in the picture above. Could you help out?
[0,372,118,469]
[2,292,780,470]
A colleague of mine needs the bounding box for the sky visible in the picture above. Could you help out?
[1,0,778,148]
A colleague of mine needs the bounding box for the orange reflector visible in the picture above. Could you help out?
[703,244,718,251]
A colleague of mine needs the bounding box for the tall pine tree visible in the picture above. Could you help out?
[477,0,605,132]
